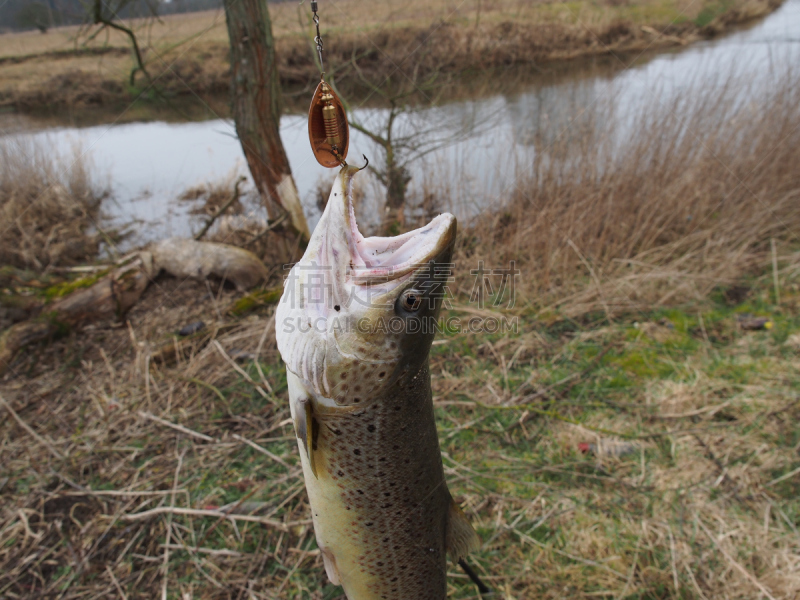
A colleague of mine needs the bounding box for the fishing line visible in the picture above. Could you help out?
[459,558,494,597]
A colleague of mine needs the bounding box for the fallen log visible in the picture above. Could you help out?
[151,238,269,292]
[0,253,153,377]
[1,240,271,376]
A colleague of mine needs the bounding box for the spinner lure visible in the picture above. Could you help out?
[307,1,350,168]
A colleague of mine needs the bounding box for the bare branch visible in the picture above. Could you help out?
[195,176,247,241]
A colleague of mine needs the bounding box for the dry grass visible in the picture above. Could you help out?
[1,61,800,600]
[453,73,800,320]
[180,174,245,218]
[0,139,105,270]
[424,253,800,597]
[0,0,782,111]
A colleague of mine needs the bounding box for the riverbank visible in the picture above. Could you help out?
[0,0,784,113]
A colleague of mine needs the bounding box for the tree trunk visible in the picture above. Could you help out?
[223,0,310,241]
[382,148,410,234]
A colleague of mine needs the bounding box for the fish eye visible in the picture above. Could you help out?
[400,289,422,312]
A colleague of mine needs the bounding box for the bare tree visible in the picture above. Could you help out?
[224,0,310,241]
[78,0,311,242]
[84,0,154,86]
[334,67,486,233]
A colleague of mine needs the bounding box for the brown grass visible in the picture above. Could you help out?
[454,73,800,319]
[0,0,783,111]
[180,173,245,218]
[0,139,105,270]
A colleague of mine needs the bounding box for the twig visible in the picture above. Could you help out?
[766,465,800,487]
[0,392,63,459]
[486,402,633,439]
[181,376,228,405]
[162,449,185,600]
[684,563,710,600]
[693,434,746,504]
[509,344,613,410]
[275,536,314,594]
[511,372,579,403]
[771,238,780,304]
[118,507,306,531]
[567,238,613,323]
[698,520,777,600]
[655,400,731,419]
[510,525,626,579]
[137,410,216,443]
[212,340,274,404]
[244,212,289,246]
[667,528,680,596]
[90,0,152,86]
[196,484,265,549]
[63,490,185,498]
[106,565,127,600]
[159,544,242,557]
[195,176,247,241]
[764,395,800,418]
[232,433,291,470]
[458,559,492,596]
[253,315,276,395]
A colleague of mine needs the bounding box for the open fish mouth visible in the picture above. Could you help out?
[340,169,456,285]
[345,198,456,285]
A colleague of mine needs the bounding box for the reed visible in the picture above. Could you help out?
[0,139,105,270]
[457,71,800,317]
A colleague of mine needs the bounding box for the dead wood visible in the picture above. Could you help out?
[0,253,153,377]
[151,238,269,292]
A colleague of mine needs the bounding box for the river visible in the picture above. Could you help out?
[1,0,798,250]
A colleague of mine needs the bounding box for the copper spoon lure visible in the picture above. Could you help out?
[307,1,350,168]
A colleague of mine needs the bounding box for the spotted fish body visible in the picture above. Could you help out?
[277,167,478,599]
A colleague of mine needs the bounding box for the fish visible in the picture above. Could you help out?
[275,165,479,599]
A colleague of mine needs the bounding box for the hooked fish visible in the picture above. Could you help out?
[276,166,479,599]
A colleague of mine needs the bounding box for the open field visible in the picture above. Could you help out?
[1,49,800,600]
[0,0,784,112]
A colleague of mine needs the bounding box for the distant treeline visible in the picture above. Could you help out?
[0,0,291,33]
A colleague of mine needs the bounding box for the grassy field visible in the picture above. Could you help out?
[0,0,783,112]
[1,251,798,598]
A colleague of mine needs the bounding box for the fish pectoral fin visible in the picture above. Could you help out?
[294,398,319,479]
[320,547,341,585]
[446,498,481,563]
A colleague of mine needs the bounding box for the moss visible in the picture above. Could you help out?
[42,269,109,301]
[227,287,283,316]
[612,347,675,379]
[694,0,733,26]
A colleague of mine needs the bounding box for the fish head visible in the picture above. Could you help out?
[276,165,456,407]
